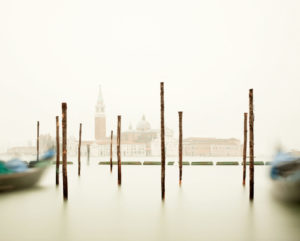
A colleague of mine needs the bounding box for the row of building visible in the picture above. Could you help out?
[6,85,242,157]
[77,86,242,157]
[75,136,242,157]
[6,129,242,157]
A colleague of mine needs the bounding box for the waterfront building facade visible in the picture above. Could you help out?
[150,130,178,156]
[5,86,243,158]
[82,142,146,157]
[122,115,158,156]
[183,137,242,156]
[83,86,243,157]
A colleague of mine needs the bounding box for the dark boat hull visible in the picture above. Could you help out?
[0,167,48,192]
[271,174,300,202]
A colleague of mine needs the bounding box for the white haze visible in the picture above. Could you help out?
[0,0,300,155]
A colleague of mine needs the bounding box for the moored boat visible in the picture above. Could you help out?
[0,150,55,192]
[270,151,300,202]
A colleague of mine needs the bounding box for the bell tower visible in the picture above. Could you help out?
[95,85,106,140]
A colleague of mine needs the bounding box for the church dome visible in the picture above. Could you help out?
[136,115,151,131]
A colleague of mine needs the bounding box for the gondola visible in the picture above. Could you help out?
[0,150,55,192]
[270,151,300,202]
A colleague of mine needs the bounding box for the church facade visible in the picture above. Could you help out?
[79,85,242,157]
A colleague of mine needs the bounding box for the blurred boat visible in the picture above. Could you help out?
[0,150,55,192]
[270,151,300,202]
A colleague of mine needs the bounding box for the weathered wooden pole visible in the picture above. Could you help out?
[56,116,60,186]
[117,116,121,186]
[78,123,82,176]
[37,121,39,161]
[160,82,166,200]
[110,130,113,172]
[242,113,248,186]
[62,103,68,200]
[87,144,90,165]
[178,111,183,185]
[249,89,254,200]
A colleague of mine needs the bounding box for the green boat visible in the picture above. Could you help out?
[0,150,54,192]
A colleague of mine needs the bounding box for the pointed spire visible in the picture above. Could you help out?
[97,85,103,103]
[95,84,105,115]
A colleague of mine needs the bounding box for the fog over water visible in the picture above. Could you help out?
[1,159,300,241]
[1,1,300,156]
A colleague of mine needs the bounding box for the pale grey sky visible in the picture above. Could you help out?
[0,0,300,155]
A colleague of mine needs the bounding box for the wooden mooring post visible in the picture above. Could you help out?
[78,123,82,176]
[117,116,121,186]
[37,121,39,161]
[243,113,248,186]
[110,130,113,172]
[62,103,68,200]
[249,89,254,200]
[160,82,166,200]
[56,116,60,185]
[178,111,183,185]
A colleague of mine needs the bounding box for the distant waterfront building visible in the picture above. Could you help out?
[7,146,36,155]
[151,129,178,156]
[84,142,146,157]
[151,137,241,157]
[95,85,106,140]
[79,86,150,157]
[82,115,155,157]
[5,85,243,158]
[122,115,158,156]
[183,137,242,156]
[78,86,242,157]
[6,134,55,156]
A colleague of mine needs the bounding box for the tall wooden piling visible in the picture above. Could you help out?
[243,113,248,186]
[178,111,183,185]
[56,116,60,186]
[249,89,254,200]
[37,121,39,161]
[110,130,113,172]
[160,82,166,200]
[78,123,82,176]
[62,103,68,200]
[117,116,121,185]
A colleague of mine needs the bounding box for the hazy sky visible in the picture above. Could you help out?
[0,0,300,155]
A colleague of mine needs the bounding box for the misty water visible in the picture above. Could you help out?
[1,157,300,241]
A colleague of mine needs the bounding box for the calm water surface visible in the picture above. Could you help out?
[1,157,300,241]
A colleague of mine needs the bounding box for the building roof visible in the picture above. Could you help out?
[136,115,151,131]
[183,137,240,145]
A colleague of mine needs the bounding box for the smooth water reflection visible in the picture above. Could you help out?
[0,159,299,241]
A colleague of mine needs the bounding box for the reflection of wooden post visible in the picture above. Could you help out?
[37,121,39,161]
[249,89,254,200]
[160,82,165,200]
[78,123,82,176]
[56,116,60,186]
[117,116,121,186]
[110,130,113,172]
[87,144,90,165]
[178,111,183,185]
[243,113,248,186]
[62,103,68,200]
